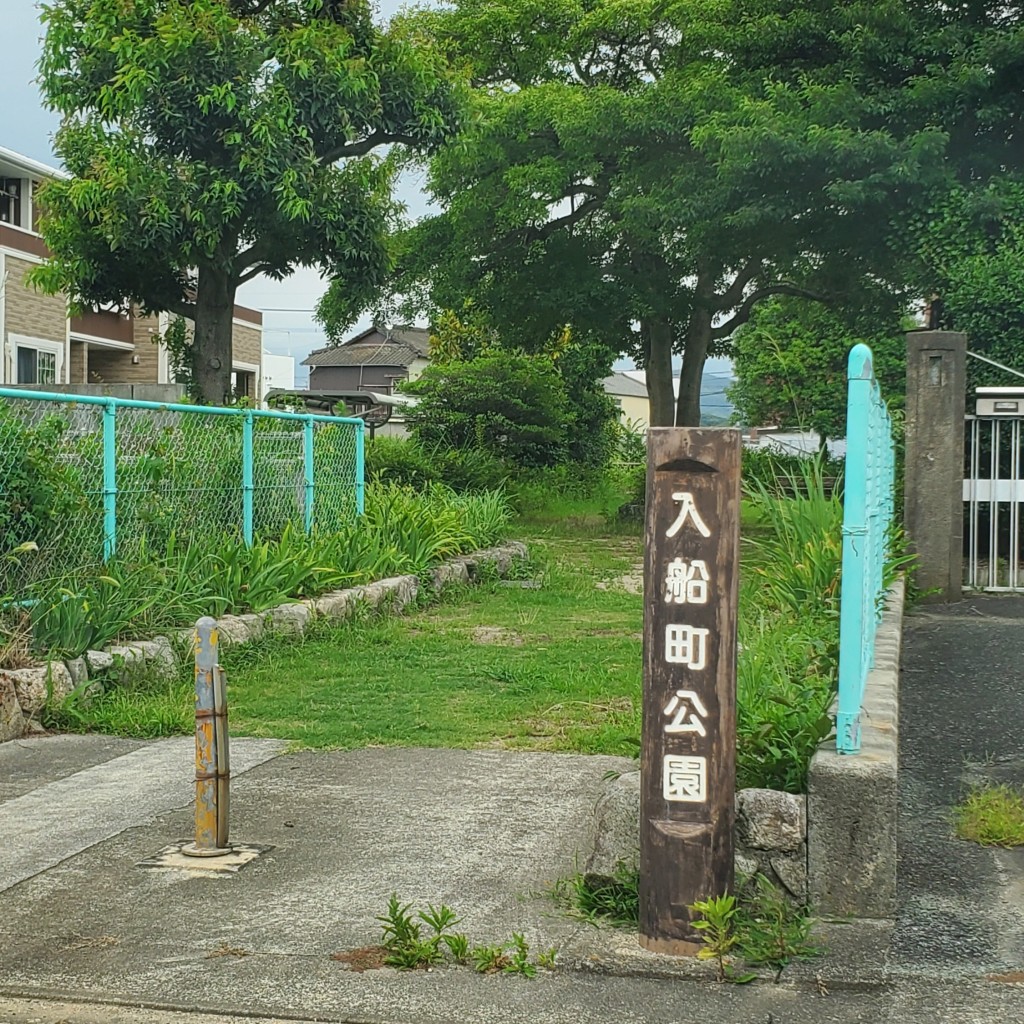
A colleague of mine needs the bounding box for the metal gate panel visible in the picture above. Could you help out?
[964,416,1024,590]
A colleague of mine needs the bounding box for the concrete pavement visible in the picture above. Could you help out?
[893,595,1024,979]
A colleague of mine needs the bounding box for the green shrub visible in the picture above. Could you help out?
[365,437,508,493]
[736,601,836,792]
[0,404,98,582]
[731,453,844,791]
[404,352,573,468]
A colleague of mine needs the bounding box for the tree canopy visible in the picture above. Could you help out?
[31,0,463,403]
[728,297,907,442]
[319,0,946,425]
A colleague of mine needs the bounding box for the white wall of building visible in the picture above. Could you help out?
[262,352,295,396]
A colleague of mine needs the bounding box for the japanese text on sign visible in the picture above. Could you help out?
[664,557,709,605]
[661,491,713,804]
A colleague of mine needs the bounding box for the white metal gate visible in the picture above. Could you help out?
[964,399,1024,590]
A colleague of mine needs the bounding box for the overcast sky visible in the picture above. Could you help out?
[2,1,733,388]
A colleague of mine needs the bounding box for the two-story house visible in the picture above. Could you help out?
[302,324,430,394]
[0,145,263,400]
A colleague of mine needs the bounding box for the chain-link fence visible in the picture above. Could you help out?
[0,389,364,597]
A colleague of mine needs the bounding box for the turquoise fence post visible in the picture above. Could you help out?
[837,343,873,753]
[303,416,315,534]
[355,420,365,515]
[102,400,117,562]
[242,411,254,547]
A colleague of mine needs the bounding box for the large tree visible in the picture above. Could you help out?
[319,0,944,425]
[31,0,463,403]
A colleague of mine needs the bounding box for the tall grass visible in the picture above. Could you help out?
[738,453,844,792]
[22,483,513,660]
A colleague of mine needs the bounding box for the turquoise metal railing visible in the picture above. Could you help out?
[0,388,365,569]
[836,344,896,754]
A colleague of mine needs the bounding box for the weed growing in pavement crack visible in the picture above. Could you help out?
[369,895,557,975]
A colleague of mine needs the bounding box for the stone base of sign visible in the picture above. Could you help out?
[585,771,809,904]
[138,841,272,875]
[0,542,530,742]
[807,579,903,920]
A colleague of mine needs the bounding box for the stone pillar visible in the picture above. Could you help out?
[903,330,966,602]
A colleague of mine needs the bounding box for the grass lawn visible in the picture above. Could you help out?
[47,485,838,792]
[223,523,646,755]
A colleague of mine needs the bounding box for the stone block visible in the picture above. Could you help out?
[270,602,313,635]
[0,673,27,740]
[808,748,897,918]
[85,650,114,674]
[65,657,89,686]
[5,662,74,715]
[769,851,808,900]
[106,637,179,685]
[217,614,261,647]
[315,590,354,620]
[584,769,640,885]
[431,561,471,591]
[735,788,806,852]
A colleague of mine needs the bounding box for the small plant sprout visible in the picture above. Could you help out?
[689,894,753,983]
[376,894,442,969]
[503,933,536,977]
[442,931,470,963]
[536,946,558,970]
[470,943,508,973]
[734,875,818,974]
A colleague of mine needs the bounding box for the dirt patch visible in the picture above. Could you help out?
[594,564,644,595]
[331,945,389,972]
[988,971,1024,984]
[471,626,524,646]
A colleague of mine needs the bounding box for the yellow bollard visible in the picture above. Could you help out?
[183,616,231,857]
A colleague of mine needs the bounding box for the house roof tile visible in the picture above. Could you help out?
[303,325,430,367]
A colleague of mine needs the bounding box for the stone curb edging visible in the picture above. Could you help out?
[0,542,529,742]
[806,577,905,919]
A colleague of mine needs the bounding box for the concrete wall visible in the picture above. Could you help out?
[903,330,966,602]
[807,580,904,919]
[10,383,187,403]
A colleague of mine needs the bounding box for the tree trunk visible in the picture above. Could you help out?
[193,264,237,405]
[643,316,676,426]
[675,306,713,427]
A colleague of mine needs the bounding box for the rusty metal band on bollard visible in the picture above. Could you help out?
[183,616,231,857]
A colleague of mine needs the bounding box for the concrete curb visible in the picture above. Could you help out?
[807,577,904,919]
[3,542,529,741]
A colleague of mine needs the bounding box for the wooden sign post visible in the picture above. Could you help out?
[639,428,740,955]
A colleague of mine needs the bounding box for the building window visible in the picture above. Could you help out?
[232,370,254,401]
[15,343,60,386]
[0,178,22,226]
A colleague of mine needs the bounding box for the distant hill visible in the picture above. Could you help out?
[700,370,735,425]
